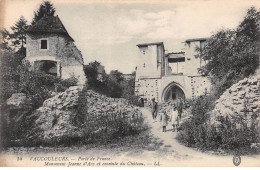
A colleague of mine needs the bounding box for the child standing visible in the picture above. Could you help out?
[170,106,179,132]
[160,108,168,132]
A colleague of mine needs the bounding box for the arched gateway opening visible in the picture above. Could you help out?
[34,60,58,76]
[162,83,185,102]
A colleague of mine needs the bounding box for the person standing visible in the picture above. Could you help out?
[151,98,158,120]
[170,106,179,132]
[139,98,144,107]
[160,108,168,132]
[176,97,183,121]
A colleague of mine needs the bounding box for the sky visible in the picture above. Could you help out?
[3,0,260,74]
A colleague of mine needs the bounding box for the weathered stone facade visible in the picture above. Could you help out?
[25,16,85,84]
[135,39,211,103]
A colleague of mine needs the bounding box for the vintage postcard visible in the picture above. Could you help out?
[0,0,260,167]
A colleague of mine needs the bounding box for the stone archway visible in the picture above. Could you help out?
[162,82,186,102]
[34,60,58,76]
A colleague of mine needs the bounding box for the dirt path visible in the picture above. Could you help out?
[136,107,260,166]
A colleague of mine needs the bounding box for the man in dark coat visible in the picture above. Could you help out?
[151,98,158,120]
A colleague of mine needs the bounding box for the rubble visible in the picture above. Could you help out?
[6,93,27,109]
[34,86,84,142]
[210,73,260,131]
[33,87,142,142]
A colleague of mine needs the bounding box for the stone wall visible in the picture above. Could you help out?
[210,73,260,129]
[135,78,159,101]
[27,34,60,57]
[135,75,211,102]
[183,41,207,76]
[189,76,211,99]
[26,33,85,84]
[136,45,163,79]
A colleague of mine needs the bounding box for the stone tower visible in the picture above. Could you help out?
[25,15,86,84]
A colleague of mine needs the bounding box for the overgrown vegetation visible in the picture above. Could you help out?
[0,0,146,149]
[0,51,77,106]
[178,7,260,154]
[198,7,260,97]
[76,85,146,145]
[0,1,76,148]
[84,61,142,106]
[0,50,78,147]
[177,95,259,154]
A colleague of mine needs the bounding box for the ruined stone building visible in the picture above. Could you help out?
[135,38,211,102]
[25,15,85,84]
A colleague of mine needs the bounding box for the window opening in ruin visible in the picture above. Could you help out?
[41,39,48,49]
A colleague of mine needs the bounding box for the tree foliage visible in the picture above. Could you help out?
[199,7,260,96]
[31,1,56,25]
[0,16,28,53]
[109,70,124,82]
[9,16,28,50]
[0,29,11,51]
[84,62,140,103]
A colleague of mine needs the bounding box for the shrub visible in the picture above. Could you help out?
[177,95,218,149]
[0,51,22,102]
[77,83,88,126]
[77,86,145,144]
[125,95,143,107]
[177,95,260,153]
[0,95,40,147]
[61,76,78,88]
[82,109,144,143]
[0,54,81,147]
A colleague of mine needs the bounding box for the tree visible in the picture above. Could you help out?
[121,71,135,98]
[0,29,11,51]
[9,16,28,51]
[0,51,21,102]
[31,1,56,25]
[237,7,260,42]
[83,61,109,94]
[84,61,102,85]
[199,7,260,96]
[109,70,124,82]
[83,61,138,100]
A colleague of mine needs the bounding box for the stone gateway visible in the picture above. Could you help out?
[135,39,212,102]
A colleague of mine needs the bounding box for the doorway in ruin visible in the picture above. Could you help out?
[34,60,58,76]
[162,84,185,102]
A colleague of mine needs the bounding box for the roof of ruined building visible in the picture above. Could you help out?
[185,38,208,43]
[136,42,164,47]
[26,15,74,41]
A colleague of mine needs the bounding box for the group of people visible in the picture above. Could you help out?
[151,98,183,132]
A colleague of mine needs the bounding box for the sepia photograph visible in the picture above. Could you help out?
[0,0,259,167]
